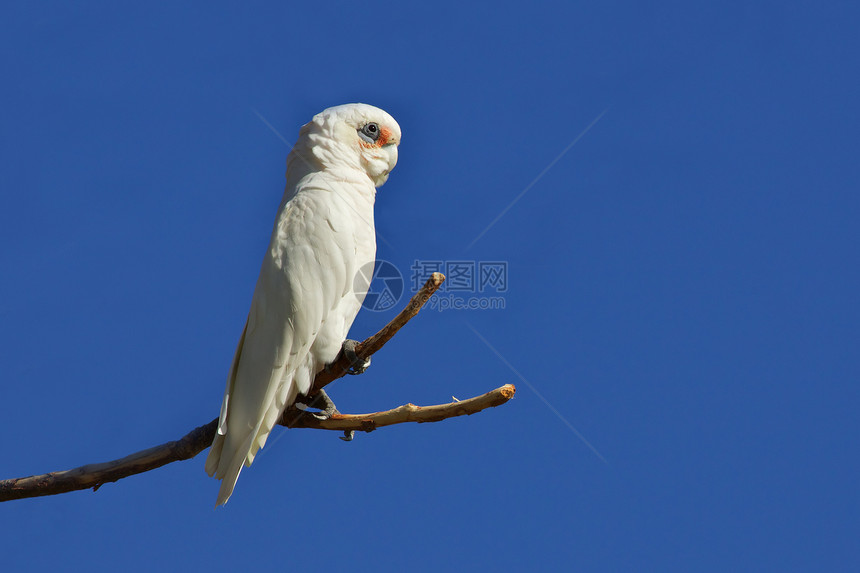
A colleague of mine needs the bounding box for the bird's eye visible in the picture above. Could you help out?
[359,122,380,143]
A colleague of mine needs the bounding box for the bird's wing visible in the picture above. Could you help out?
[204,184,360,505]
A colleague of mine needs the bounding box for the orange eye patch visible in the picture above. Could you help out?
[359,126,394,148]
[376,126,393,147]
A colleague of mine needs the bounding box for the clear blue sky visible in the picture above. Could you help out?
[2,2,858,571]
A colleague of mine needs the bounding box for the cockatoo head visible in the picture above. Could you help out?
[297,103,401,187]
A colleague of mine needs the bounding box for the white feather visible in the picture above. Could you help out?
[205,103,401,506]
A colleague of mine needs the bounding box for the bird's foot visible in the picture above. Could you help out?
[295,389,355,442]
[341,338,371,375]
[299,388,339,420]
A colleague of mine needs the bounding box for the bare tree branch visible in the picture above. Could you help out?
[0,273,515,503]
[0,385,515,502]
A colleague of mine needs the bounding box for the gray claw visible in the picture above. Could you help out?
[342,339,371,375]
[299,389,356,443]
[302,389,338,420]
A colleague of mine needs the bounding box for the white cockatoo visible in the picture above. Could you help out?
[205,103,401,506]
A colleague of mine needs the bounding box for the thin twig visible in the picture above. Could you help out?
[281,384,516,431]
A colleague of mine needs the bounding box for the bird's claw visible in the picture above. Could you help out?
[342,339,371,375]
[296,389,338,420]
[300,340,369,441]
[296,390,356,443]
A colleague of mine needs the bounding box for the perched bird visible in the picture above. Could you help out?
[205,103,401,506]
